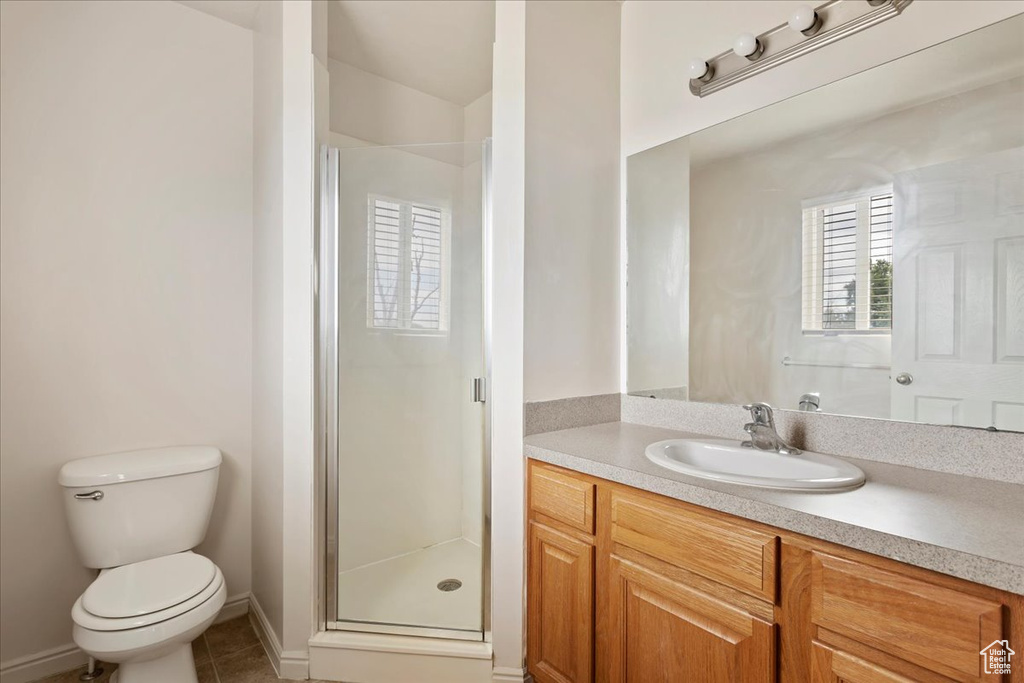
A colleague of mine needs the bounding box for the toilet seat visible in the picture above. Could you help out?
[85,552,216,618]
[73,553,223,631]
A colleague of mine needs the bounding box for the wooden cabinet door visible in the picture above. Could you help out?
[605,554,775,683]
[528,521,594,683]
[811,642,927,683]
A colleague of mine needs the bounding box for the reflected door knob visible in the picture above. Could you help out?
[895,372,913,386]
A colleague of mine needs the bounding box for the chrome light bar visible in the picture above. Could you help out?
[690,0,914,98]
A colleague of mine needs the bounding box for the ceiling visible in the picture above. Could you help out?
[328,0,495,106]
[174,0,261,29]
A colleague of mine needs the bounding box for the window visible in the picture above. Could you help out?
[367,196,450,332]
[802,188,893,333]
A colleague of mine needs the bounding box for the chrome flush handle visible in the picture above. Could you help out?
[74,491,104,501]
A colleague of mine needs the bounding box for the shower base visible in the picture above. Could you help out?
[336,537,482,634]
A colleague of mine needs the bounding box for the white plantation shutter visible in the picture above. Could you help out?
[367,196,449,332]
[868,193,894,329]
[370,198,402,328]
[802,188,893,333]
[821,202,858,330]
[408,205,443,328]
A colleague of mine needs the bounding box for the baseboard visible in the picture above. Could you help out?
[248,594,284,674]
[492,666,531,683]
[279,650,310,680]
[0,593,250,683]
[248,594,309,680]
[0,642,88,683]
[217,592,251,623]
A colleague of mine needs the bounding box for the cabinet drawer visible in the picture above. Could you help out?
[810,552,1003,682]
[609,489,778,602]
[529,465,595,534]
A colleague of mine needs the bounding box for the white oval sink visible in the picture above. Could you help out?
[645,438,865,492]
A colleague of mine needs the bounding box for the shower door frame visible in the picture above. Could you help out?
[316,141,494,642]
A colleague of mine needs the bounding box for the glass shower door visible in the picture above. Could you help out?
[322,141,489,639]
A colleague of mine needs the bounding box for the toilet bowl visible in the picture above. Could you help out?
[71,552,226,683]
[59,446,225,683]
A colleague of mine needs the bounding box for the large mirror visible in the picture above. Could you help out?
[627,15,1024,431]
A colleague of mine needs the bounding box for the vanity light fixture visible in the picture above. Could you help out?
[788,4,822,37]
[689,0,913,98]
[733,33,764,61]
[688,59,714,83]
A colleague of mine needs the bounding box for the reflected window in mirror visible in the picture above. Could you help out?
[801,189,893,334]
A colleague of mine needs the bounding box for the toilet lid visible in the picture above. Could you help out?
[82,552,217,619]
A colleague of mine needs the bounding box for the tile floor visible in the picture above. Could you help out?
[34,615,330,683]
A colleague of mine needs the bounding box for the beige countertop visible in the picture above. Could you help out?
[524,421,1024,594]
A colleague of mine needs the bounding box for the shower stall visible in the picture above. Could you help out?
[317,140,492,642]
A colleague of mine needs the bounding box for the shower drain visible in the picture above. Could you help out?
[437,578,463,592]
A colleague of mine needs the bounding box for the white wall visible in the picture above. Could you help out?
[484,2,622,673]
[280,0,317,667]
[329,59,464,156]
[524,0,621,402]
[0,0,253,670]
[490,0,527,675]
[250,0,286,651]
[250,0,317,673]
[464,92,493,148]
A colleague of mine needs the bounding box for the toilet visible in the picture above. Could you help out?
[59,446,226,683]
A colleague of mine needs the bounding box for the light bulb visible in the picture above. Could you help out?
[733,33,763,60]
[688,58,710,81]
[788,4,821,36]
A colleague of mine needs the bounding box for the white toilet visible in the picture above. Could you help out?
[59,446,226,683]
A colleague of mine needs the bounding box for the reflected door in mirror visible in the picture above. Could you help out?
[892,146,1024,431]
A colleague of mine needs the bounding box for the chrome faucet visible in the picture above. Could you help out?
[742,402,801,455]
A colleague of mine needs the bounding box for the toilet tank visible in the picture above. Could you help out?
[58,446,222,569]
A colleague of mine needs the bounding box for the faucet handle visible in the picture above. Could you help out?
[742,402,774,425]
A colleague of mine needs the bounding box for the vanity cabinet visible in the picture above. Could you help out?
[527,466,597,683]
[526,460,1024,683]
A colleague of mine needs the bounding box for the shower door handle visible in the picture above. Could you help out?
[472,377,487,403]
